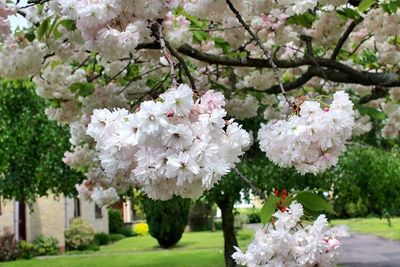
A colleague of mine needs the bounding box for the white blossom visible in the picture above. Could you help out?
[85,85,250,200]
[232,202,348,267]
[258,91,355,175]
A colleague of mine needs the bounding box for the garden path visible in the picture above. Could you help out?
[340,232,400,267]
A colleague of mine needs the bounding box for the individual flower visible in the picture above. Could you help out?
[161,84,194,116]
[162,124,194,150]
[166,151,200,186]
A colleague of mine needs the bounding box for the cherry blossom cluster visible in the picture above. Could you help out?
[85,84,250,201]
[225,94,260,120]
[0,1,14,41]
[0,39,46,79]
[258,91,355,175]
[75,177,120,207]
[382,88,400,139]
[232,201,348,267]
[353,111,372,137]
[49,0,194,61]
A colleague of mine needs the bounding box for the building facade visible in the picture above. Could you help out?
[0,194,109,250]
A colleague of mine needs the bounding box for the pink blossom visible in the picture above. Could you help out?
[200,90,226,113]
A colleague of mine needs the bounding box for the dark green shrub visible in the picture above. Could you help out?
[119,225,133,237]
[65,218,95,251]
[247,213,261,223]
[94,233,110,246]
[108,209,124,234]
[108,234,125,243]
[84,243,100,251]
[0,229,20,262]
[188,201,212,231]
[345,198,369,218]
[215,220,223,231]
[32,235,58,256]
[143,196,190,248]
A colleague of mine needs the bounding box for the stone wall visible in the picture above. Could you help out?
[25,195,66,245]
[0,194,109,249]
[79,197,109,234]
[65,196,109,233]
[0,199,15,235]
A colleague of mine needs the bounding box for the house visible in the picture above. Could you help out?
[0,194,109,251]
[112,199,133,223]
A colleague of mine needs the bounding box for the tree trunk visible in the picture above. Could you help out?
[217,198,238,267]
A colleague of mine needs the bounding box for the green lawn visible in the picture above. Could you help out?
[331,217,400,241]
[0,230,253,267]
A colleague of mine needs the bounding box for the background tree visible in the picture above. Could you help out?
[0,79,83,203]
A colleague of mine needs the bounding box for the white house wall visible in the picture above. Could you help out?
[0,194,109,249]
[25,195,66,244]
[79,197,109,233]
[0,199,16,235]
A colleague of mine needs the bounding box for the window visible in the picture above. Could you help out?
[74,198,81,218]
[95,204,102,219]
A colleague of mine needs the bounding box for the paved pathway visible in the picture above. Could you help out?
[340,232,400,267]
[246,224,400,267]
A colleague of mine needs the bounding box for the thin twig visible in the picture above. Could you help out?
[19,0,50,9]
[190,25,243,32]
[157,23,178,88]
[350,34,373,56]
[226,0,294,108]
[106,53,133,84]
[119,65,166,94]
[164,41,198,94]
[71,55,91,75]
[234,168,265,199]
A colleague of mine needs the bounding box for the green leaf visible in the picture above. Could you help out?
[37,17,50,40]
[59,19,77,31]
[295,192,335,214]
[357,105,386,121]
[47,18,59,39]
[192,31,208,44]
[260,195,279,224]
[37,4,44,15]
[69,82,95,97]
[213,37,230,53]
[287,12,317,28]
[336,8,362,20]
[381,0,400,14]
[358,0,377,12]
[25,29,36,42]
[53,27,63,40]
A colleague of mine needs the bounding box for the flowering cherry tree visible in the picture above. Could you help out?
[1,0,400,266]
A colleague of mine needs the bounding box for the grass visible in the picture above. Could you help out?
[236,207,260,215]
[331,217,400,241]
[0,230,253,267]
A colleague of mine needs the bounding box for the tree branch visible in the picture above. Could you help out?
[136,43,400,92]
[164,41,198,94]
[225,0,295,108]
[331,19,361,60]
[156,23,178,88]
[264,68,316,94]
